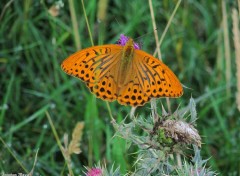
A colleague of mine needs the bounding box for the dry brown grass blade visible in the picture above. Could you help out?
[232,9,240,111]
[97,0,109,22]
[29,149,39,176]
[148,0,161,60]
[69,0,82,50]
[222,0,231,97]
[238,0,240,14]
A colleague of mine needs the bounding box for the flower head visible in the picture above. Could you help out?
[86,168,102,176]
[118,34,140,49]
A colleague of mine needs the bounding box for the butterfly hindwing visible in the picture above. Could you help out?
[117,76,150,106]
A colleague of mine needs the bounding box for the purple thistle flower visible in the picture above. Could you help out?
[86,168,102,176]
[118,34,140,49]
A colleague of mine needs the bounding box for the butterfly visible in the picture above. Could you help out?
[61,34,183,106]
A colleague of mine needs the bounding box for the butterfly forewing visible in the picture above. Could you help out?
[61,45,123,102]
[61,45,122,84]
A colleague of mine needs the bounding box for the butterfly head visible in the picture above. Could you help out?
[118,34,140,49]
[122,38,136,62]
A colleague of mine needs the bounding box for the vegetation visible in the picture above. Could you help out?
[0,0,239,175]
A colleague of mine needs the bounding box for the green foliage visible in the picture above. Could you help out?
[0,0,239,175]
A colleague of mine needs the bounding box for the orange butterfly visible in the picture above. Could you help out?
[61,34,183,106]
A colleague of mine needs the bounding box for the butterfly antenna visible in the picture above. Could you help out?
[134,28,158,41]
[114,17,120,27]
[113,17,128,43]
[133,28,159,48]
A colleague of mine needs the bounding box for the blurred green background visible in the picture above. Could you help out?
[0,0,239,175]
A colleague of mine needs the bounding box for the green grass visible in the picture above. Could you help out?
[0,0,239,175]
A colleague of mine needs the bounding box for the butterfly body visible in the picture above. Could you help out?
[61,34,183,106]
[122,38,135,62]
[118,39,135,86]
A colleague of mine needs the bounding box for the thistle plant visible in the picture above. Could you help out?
[107,97,216,176]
